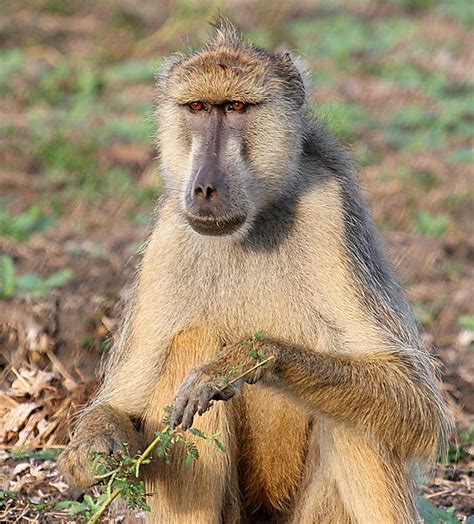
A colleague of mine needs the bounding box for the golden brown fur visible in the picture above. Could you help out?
[59,20,453,523]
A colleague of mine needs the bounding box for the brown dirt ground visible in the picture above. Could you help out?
[0,1,472,522]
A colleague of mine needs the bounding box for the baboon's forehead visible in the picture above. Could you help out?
[166,48,280,105]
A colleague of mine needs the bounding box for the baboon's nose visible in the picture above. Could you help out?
[194,182,218,201]
[190,163,227,213]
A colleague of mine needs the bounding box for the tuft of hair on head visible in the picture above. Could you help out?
[207,13,247,50]
[155,14,308,109]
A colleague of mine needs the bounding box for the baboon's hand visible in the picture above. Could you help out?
[169,368,241,430]
[169,336,276,430]
[59,432,127,489]
[58,404,142,489]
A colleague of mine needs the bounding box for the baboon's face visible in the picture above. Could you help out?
[157,46,305,237]
[178,99,254,236]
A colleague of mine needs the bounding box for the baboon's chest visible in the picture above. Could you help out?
[148,226,335,351]
[197,256,322,345]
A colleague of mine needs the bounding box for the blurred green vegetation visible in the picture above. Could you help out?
[1,1,471,219]
[0,255,74,299]
[0,205,54,241]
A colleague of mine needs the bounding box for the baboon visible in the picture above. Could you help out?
[59,20,453,523]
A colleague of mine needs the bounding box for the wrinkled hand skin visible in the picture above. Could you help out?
[169,368,241,430]
[170,339,276,431]
[58,404,143,490]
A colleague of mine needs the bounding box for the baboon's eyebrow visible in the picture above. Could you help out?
[173,94,264,106]
[177,100,257,113]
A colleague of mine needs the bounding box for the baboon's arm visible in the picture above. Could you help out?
[170,338,445,458]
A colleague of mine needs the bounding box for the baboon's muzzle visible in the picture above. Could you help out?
[184,163,246,236]
[184,211,246,236]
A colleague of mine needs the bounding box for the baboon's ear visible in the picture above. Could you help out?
[279,51,310,107]
[155,55,186,93]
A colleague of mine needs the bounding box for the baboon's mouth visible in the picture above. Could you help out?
[184,212,246,236]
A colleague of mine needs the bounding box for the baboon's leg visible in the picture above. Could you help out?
[291,417,415,524]
[289,419,350,524]
[238,386,309,515]
[142,324,241,524]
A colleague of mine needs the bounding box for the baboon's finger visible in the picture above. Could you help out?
[170,395,188,428]
[197,384,215,414]
[181,398,199,430]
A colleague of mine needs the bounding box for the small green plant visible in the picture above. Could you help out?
[438,0,474,28]
[85,410,226,523]
[458,315,474,332]
[0,49,25,92]
[0,490,17,509]
[104,59,158,85]
[82,338,274,523]
[0,255,74,299]
[415,211,451,237]
[390,0,436,11]
[445,147,473,165]
[0,205,54,241]
[56,495,109,521]
[413,171,439,191]
[413,297,447,327]
[417,496,460,524]
[442,425,474,464]
[317,100,373,141]
[8,448,62,461]
[246,331,270,361]
[4,494,57,517]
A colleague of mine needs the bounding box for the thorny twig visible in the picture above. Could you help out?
[87,351,274,523]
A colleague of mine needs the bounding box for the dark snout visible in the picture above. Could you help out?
[191,162,228,214]
[184,162,247,236]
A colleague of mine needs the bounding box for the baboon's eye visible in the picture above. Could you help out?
[225,101,246,112]
[189,101,208,112]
